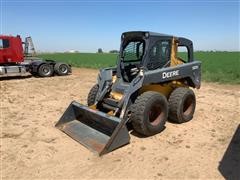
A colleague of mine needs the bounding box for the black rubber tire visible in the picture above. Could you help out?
[30,71,37,77]
[130,91,168,136]
[37,63,54,77]
[54,63,70,76]
[87,84,99,106]
[168,87,196,123]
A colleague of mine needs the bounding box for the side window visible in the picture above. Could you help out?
[148,40,171,69]
[160,41,171,62]
[177,46,188,62]
[0,39,10,49]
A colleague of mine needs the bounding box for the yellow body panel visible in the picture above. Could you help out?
[110,75,124,100]
[170,38,184,67]
[140,84,173,97]
[112,75,117,83]
[89,105,97,110]
[140,81,186,98]
[110,91,123,101]
[107,111,114,115]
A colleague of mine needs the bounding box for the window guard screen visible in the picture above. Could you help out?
[123,41,144,62]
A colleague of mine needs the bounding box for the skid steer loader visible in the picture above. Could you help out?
[56,31,201,155]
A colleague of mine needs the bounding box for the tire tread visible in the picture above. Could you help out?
[168,87,195,123]
[87,84,99,106]
[131,91,168,136]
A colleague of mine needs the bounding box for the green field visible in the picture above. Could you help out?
[38,52,240,84]
[39,53,117,69]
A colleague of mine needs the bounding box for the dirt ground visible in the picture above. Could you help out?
[1,68,239,180]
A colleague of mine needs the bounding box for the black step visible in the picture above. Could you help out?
[103,98,119,108]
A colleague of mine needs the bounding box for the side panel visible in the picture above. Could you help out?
[11,36,24,62]
[143,61,201,89]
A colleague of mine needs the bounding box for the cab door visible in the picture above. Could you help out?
[147,40,171,70]
[0,38,11,63]
[0,38,4,63]
[0,36,24,63]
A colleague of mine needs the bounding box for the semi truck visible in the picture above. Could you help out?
[0,35,71,77]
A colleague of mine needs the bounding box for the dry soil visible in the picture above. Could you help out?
[1,68,239,179]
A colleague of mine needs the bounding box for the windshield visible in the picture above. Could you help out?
[122,40,145,62]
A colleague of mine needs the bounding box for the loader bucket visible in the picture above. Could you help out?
[55,101,130,155]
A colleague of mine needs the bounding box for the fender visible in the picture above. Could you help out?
[29,60,44,73]
[29,60,54,73]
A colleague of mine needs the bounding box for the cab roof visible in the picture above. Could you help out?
[123,31,174,38]
[122,31,193,44]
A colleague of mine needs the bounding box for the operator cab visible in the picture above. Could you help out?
[117,31,194,83]
[118,31,173,82]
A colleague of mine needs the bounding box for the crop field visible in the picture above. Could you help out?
[39,53,117,69]
[38,51,240,84]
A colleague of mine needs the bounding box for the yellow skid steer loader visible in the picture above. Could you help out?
[56,31,201,155]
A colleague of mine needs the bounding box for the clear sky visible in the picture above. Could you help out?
[1,0,239,52]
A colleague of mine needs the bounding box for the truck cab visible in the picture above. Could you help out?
[0,35,24,64]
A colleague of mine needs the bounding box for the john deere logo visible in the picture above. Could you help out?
[162,70,179,79]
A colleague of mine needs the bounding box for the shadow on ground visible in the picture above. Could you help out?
[218,124,240,179]
[0,75,32,81]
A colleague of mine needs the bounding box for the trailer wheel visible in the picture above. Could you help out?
[168,87,196,123]
[87,84,99,106]
[37,64,54,77]
[54,63,70,76]
[130,91,168,136]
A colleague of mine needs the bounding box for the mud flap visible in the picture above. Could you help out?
[55,101,130,155]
